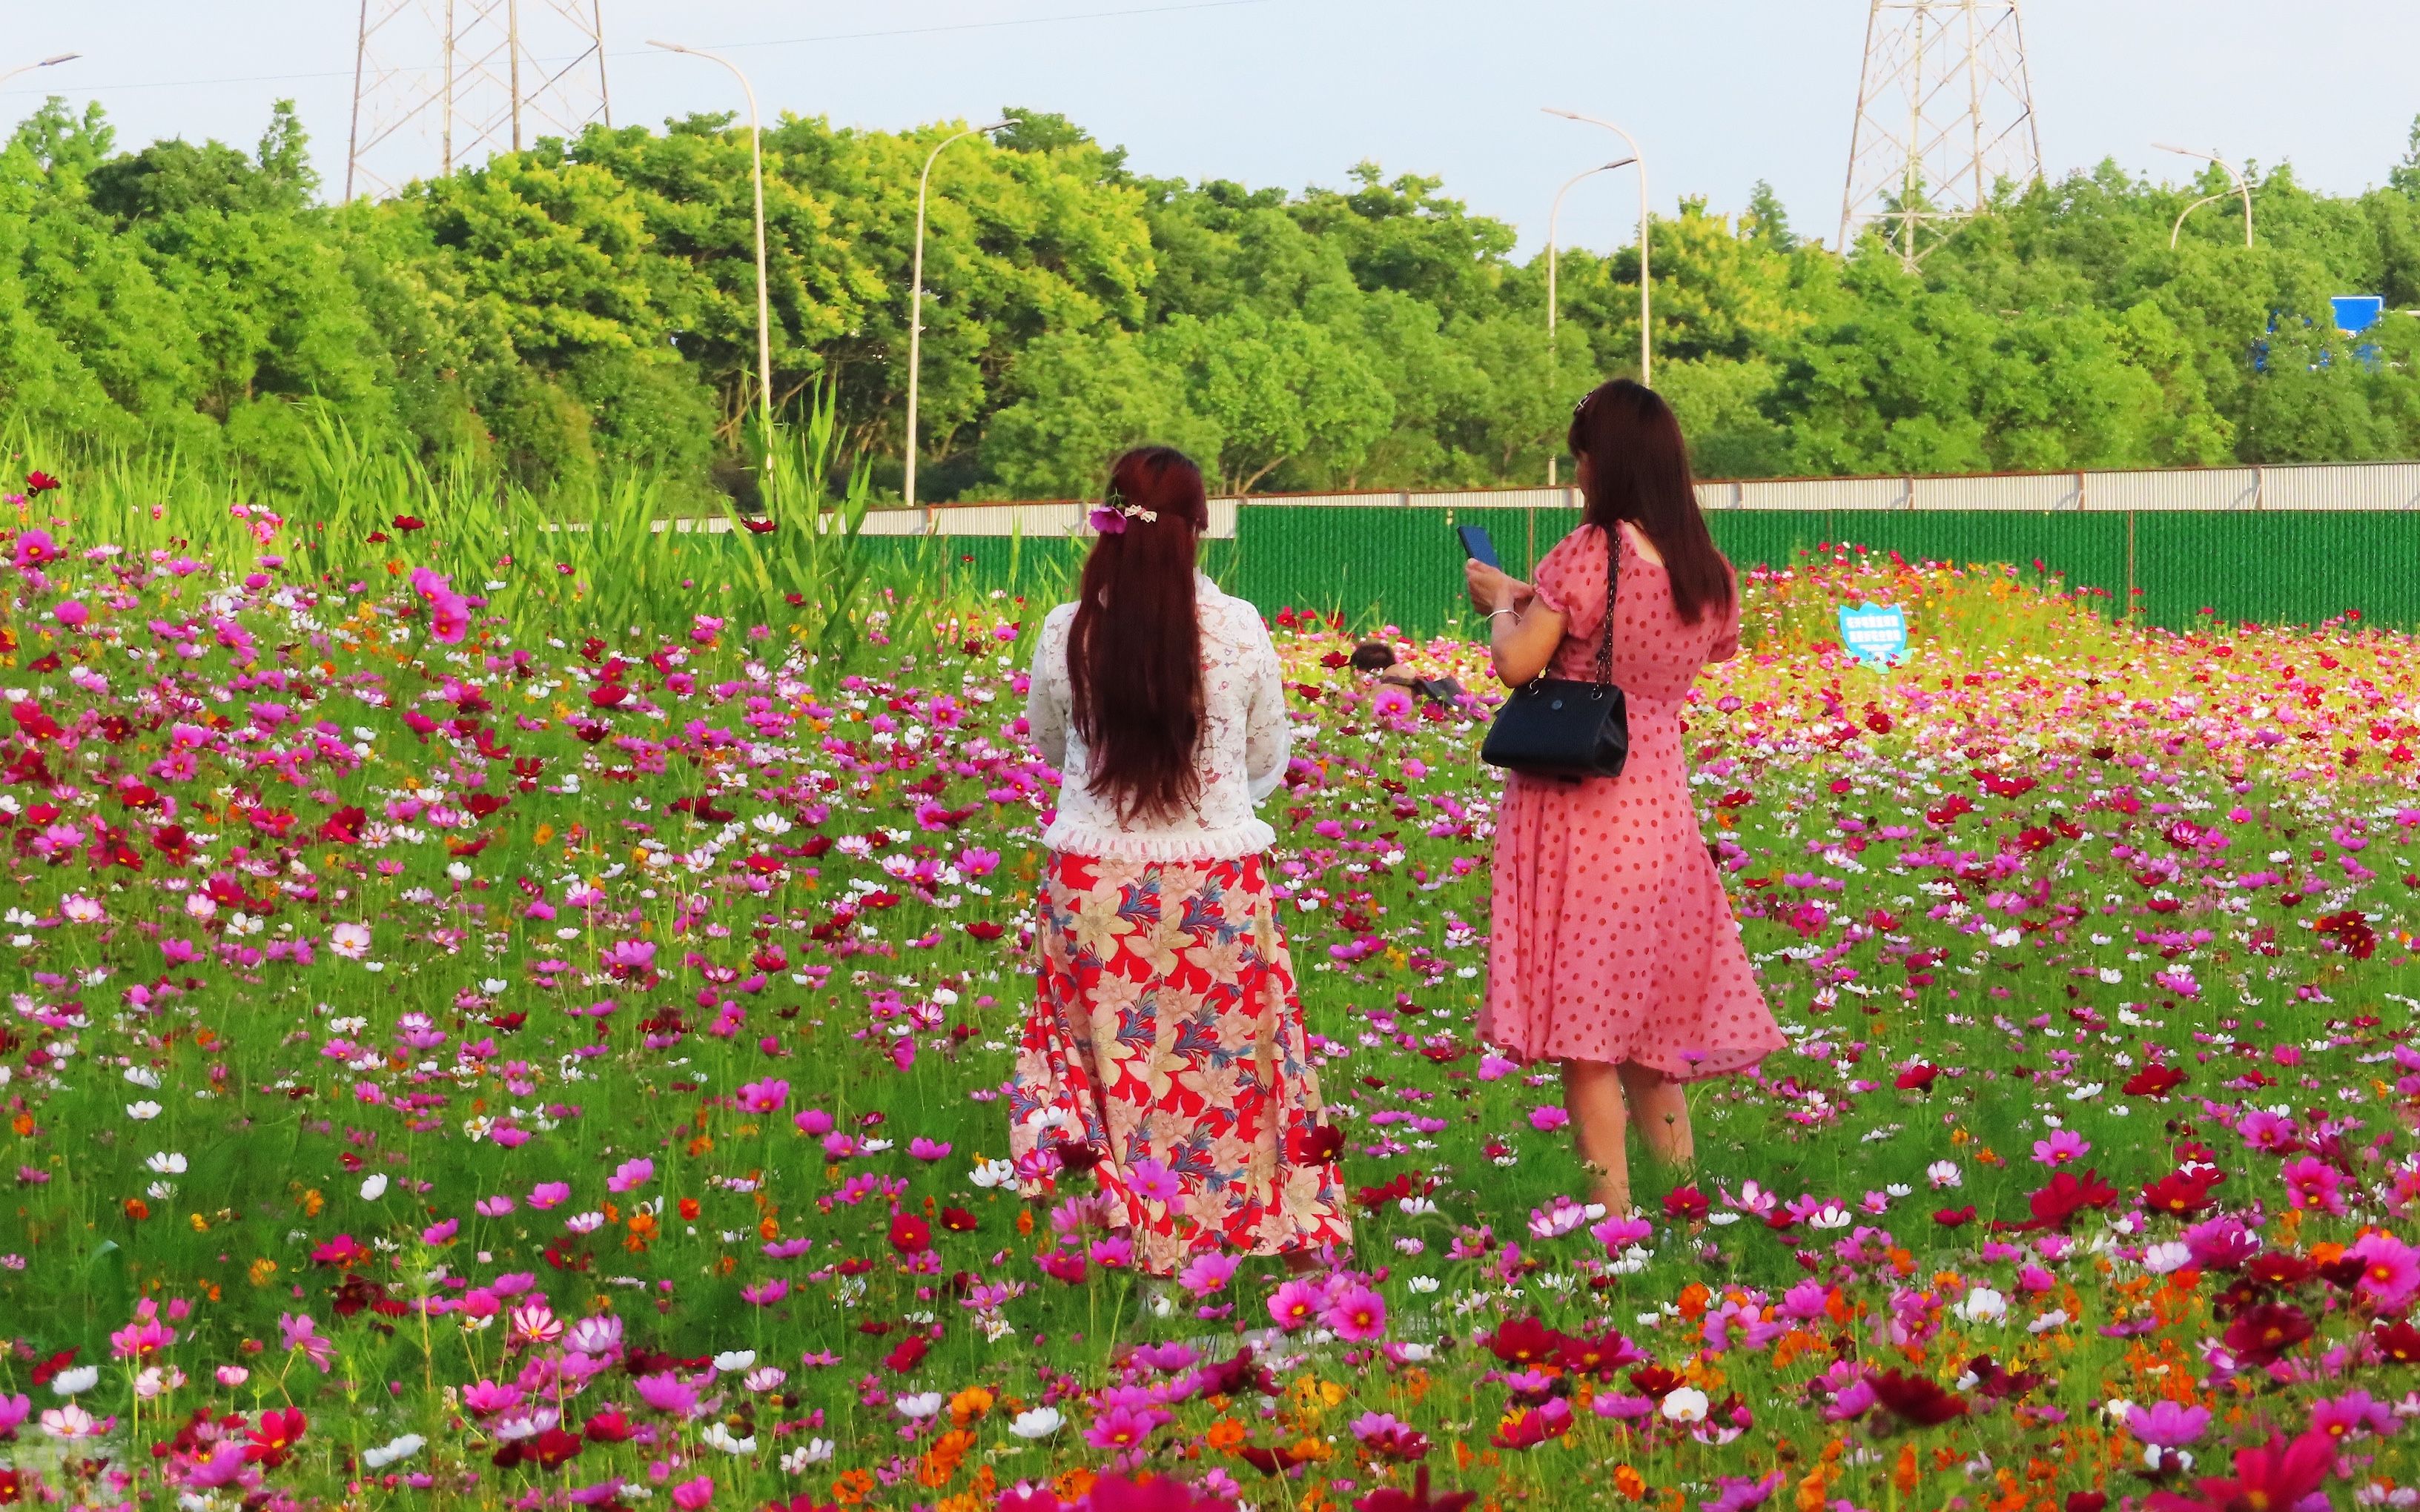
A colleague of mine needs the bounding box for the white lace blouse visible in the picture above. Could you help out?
[1025,574,1290,862]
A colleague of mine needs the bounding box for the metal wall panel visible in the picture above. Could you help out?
[1911,472,2080,511]
[2080,467,2260,511]
[2261,462,2420,511]
[1733,476,1914,511]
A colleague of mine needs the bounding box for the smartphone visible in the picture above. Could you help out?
[1458,523,1499,568]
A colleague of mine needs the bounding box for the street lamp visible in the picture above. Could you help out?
[903,119,1010,519]
[1544,108,1651,388]
[0,53,81,89]
[1545,159,1633,485]
[2155,142,2252,250]
[649,41,774,451]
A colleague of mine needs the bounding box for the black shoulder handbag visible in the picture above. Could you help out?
[1478,530,1629,781]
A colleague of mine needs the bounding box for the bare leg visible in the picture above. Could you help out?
[1561,1059,1633,1214]
[1617,1062,1693,1177]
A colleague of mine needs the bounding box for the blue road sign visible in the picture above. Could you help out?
[2333,296,2384,334]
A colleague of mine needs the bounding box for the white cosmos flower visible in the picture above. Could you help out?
[713,1350,757,1373]
[1659,1387,1710,1423]
[40,1403,103,1439]
[1955,1288,2007,1324]
[1407,1276,1441,1294]
[1926,1161,1963,1189]
[2141,1241,2194,1275]
[701,1422,757,1455]
[969,1158,1016,1190]
[781,1439,836,1472]
[123,1066,162,1089]
[363,1433,426,1468]
[125,1101,162,1121]
[895,1392,945,1420]
[1008,1406,1063,1439]
[51,1365,100,1396]
[359,1174,389,1201]
[1807,1204,1853,1230]
[145,1152,188,1175]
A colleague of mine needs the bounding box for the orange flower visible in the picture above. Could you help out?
[678,1197,701,1221]
[1676,1281,1713,1321]
[1612,1465,1646,1501]
[124,1198,151,1221]
[948,1387,994,1428]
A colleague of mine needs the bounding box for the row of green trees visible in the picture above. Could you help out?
[10,97,2420,504]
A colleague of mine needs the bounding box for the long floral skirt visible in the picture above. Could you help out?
[1008,850,1353,1276]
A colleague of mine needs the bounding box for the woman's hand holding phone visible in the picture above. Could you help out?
[1466,558,1531,616]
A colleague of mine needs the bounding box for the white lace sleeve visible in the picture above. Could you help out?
[1025,614,1070,772]
[1242,617,1290,803]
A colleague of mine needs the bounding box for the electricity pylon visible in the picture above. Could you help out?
[346,0,612,201]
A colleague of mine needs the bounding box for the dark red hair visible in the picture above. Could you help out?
[1567,378,1734,624]
[1067,447,1213,823]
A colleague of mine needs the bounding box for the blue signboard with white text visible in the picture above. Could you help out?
[1837,604,1908,669]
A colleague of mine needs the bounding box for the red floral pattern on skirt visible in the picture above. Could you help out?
[1009,851,1352,1275]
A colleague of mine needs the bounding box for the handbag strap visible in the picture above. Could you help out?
[1593,524,1620,692]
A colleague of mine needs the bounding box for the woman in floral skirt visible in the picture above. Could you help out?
[1009,445,1352,1275]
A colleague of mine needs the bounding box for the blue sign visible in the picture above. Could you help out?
[1837,604,1908,669]
[2333,296,2384,335]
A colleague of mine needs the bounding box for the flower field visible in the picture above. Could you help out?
[3,494,2419,1512]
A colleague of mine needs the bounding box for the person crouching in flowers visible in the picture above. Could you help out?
[1009,445,1352,1276]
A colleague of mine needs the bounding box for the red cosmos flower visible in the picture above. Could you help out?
[1934,1205,1977,1227]
[244,1407,307,1467]
[2223,1302,2314,1366]
[740,517,776,535]
[24,471,59,492]
[1290,1124,1345,1163]
[2372,1319,2420,1364]
[584,1407,635,1442]
[1489,1397,1573,1449]
[2144,1430,2335,1512]
[1663,1184,1710,1222]
[1353,1468,1477,1512]
[1994,1167,2119,1233]
[888,1213,932,1255]
[1894,1063,1940,1091]
[1484,1316,1566,1367]
[2123,1064,2189,1098]
[2142,1167,2224,1219]
[391,514,426,533]
[939,1206,978,1233]
[962,920,1005,941]
[1865,1369,1968,1427]
[882,1335,930,1373]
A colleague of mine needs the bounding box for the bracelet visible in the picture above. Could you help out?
[1487,608,1518,621]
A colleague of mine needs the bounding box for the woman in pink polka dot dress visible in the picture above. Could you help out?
[1464,379,1782,1215]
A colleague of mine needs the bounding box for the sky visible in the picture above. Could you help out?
[4,1,2419,259]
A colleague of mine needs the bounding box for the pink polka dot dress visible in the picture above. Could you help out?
[1479,523,1782,1078]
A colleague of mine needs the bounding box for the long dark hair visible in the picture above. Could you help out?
[1067,446,1213,823]
[1567,378,1733,624]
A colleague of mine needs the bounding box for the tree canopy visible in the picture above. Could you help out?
[9,98,2420,503]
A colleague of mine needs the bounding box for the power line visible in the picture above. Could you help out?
[0,0,1275,98]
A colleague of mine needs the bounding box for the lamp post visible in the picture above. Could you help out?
[1545,159,1633,485]
[0,53,80,89]
[2155,142,2252,250]
[1544,108,1650,388]
[905,120,1010,519]
[649,41,773,450]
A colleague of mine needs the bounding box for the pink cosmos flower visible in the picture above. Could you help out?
[1268,1279,1322,1331]
[1529,1105,1570,1133]
[2348,1231,2420,1311]
[670,1476,715,1511]
[1125,1157,1181,1203]
[2310,1388,2398,1443]
[0,1393,29,1437]
[1177,1251,1240,1298]
[606,1157,655,1193]
[635,1372,700,1417]
[2280,1155,2346,1216]
[2031,1130,2089,1167]
[1323,1285,1387,1342]
[529,1182,571,1210]
[909,1137,953,1162]
[2124,1400,2210,1448]
[279,1313,334,1371]
[735,1078,788,1113]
